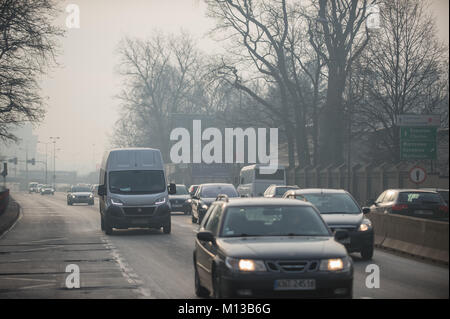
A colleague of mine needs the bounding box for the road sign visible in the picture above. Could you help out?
[400,127,437,160]
[397,114,440,127]
[409,166,427,184]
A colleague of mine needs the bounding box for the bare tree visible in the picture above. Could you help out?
[0,0,63,141]
[113,31,206,160]
[355,0,448,162]
[308,0,374,164]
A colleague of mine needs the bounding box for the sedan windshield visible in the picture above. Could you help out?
[71,187,90,192]
[221,206,329,237]
[200,185,238,198]
[298,193,360,214]
[175,185,188,195]
[109,170,165,194]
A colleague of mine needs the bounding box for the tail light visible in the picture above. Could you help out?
[392,204,409,211]
[439,205,449,213]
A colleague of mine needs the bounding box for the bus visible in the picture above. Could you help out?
[236,164,286,197]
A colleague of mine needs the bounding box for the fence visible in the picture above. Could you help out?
[287,162,449,206]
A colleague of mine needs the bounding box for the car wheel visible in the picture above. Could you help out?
[194,264,209,298]
[104,220,113,235]
[163,221,171,234]
[361,246,374,260]
[191,215,198,223]
[212,270,226,299]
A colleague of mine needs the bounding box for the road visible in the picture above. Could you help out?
[0,192,448,299]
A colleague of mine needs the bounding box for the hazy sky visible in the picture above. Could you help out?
[33,0,449,174]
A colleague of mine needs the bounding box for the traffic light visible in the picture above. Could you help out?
[31,158,35,165]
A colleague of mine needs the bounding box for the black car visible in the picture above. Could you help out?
[67,185,94,205]
[283,189,374,260]
[264,185,300,198]
[169,184,191,214]
[193,197,353,299]
[368,189,448,222]
[421,188,449,205]
[191,183,239,224]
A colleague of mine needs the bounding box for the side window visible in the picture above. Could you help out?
[375,191,386,203]
[204,205,223,235]
[201,204,217,228]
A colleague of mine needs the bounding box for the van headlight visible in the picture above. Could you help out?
[225,257,267,272]
[320,257,351,272]
[155,197,166,205]
[110,198,124,206]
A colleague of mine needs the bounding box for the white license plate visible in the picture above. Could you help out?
[172,204,182,208]
[340,237,351,244]
[274,279,316,291]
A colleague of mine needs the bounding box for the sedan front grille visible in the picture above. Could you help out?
[266,260,319,273]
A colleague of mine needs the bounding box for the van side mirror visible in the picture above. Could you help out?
[334,229,349,241]
[98,185,106,196]
[168,183,176,195]
[362,207,371,214]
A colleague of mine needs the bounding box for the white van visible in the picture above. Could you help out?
[236,164,286,197]
[97,148,176,235]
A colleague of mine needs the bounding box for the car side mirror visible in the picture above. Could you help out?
[98,185,106,196]
[334,229,349,241]
[167,183,176,195]
[362,207,371,214]
[197,231,215,243]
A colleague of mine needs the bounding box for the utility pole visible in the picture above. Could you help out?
[49,137,60,189]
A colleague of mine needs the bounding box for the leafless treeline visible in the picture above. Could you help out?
[113,0,449,167]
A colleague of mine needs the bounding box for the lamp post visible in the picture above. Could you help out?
[37,141,51,184]
[49,137,60,188]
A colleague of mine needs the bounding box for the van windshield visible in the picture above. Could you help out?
[109,170,166,194]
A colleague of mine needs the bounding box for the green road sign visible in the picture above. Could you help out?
[400,127,437,160]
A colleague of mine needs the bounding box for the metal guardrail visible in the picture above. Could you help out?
[0,187,10,216]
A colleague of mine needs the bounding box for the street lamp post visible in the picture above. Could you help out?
[37,141,50,184]
[49,137,60,189]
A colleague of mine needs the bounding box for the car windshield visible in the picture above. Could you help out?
[221,205,329,237]
[200,185,238,198]
[275,186,298,196]
[109,170,165,194]
[175,186,188,195]
[72,187,91,192]
[298,193,361,214]
[398,192,442,204]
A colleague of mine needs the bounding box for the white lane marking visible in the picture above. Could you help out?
[20,283,55,290]
[101,237,152,298]
[19,237,67,245]
[1,277,56,283]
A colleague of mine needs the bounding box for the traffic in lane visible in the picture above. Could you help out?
[0,192,448,299]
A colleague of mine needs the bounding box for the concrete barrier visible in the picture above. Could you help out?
[368,211,449,264]
[0,188,9,216]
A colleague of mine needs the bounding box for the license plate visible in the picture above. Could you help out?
[415,210,433,215]
[340,237,351,244]
[274,279,316,291]
[172,204,182,208]
[130,219,148,225]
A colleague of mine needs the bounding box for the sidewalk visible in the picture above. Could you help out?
[0,197,20,238]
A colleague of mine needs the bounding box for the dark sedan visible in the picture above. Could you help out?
[283,189,374,260]
[191,183,239,224]
[193,197,353,299]
[169,184,191,214]
[368,189,448,222]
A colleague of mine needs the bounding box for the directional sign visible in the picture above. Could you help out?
[400,127,437,160]
[409,166,427,184]
[397,114,440,127]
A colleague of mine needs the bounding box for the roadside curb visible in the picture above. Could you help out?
[0,196,21,239]
[374,243,449,266]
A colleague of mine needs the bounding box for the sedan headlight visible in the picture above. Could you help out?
[201,204,209,210]
[89,194,94,198]
[225,257,267,272]
[358,219,372,232]
[71,195,76,198]
[154,197,166,205]
[319,257,351,272]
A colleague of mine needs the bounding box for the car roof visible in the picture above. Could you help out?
[199,183,235,187]
[387,189,440,193]
[287,188,349,194]
[218,197,314,207]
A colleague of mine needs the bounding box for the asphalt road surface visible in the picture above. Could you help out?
[0,192,448,299]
